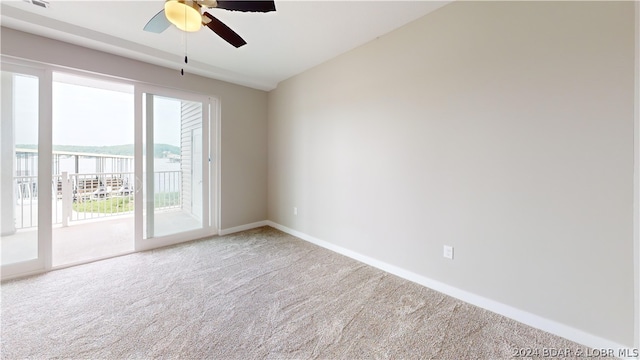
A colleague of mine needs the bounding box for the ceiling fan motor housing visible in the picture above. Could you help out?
[164,0,202,32]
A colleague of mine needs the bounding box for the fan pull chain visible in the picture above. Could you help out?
[181,8,188,76]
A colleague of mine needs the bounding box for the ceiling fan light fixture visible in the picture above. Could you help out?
[164,0,202,32]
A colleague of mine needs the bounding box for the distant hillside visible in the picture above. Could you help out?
[16,144,180,158]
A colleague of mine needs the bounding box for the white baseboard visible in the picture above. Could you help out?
[266,221,632,354]
[219,220,269,236]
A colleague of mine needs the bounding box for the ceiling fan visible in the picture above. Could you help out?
[144,0,276,48]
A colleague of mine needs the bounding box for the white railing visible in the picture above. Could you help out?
[14,175,38,229]
[154,171,181,211]
[12,171,181,230]
[63,172,136,224]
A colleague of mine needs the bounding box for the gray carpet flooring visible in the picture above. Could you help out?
[1,226,592,359]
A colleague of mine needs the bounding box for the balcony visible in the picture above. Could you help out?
[15,171,181,229]
[2,150,199,267]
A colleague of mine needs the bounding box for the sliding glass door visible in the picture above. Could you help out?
[1,64,51,278]
[1,59,217,279]
[135,88,213,250]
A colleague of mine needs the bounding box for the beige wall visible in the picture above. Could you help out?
[1,27,268,230]
[268,1,635,346]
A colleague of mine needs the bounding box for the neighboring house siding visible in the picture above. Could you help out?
[180,101,201,216]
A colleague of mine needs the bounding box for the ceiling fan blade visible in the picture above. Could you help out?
[215,1,276,12]
[144,9,171,33]
[203,12,247,48]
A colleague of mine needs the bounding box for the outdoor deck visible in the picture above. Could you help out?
[1,217,133,267]
[2,150,199,269]
[1,210,201,267]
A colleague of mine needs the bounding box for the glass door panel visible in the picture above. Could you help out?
[51,72,135,267]
[1,65,48,277]
[141,92,209,242]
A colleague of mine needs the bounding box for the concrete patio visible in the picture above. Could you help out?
[1,210,202,267]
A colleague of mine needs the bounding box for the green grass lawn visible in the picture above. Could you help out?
[73,192,180,213]
[154,192,180,208]
[73,197,134,213]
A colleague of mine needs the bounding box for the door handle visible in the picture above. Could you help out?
[135,176,143,193]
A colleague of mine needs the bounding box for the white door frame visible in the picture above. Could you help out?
[134,84,217,252]
[634,0,640,349]
[0,61,52,279]
[192,127,203,222]
[0,58,220,280]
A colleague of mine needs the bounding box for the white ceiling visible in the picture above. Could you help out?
[1,0,449,90]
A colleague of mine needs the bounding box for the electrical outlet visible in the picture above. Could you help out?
[293,207,298,216]
[443,245,454,260]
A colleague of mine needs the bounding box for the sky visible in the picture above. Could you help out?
[12,73,182,147]
[12,74,38,145]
